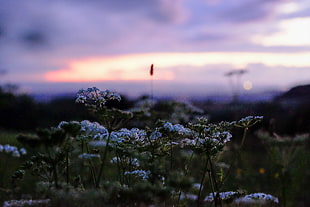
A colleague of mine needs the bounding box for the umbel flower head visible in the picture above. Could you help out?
[0,144,27,157]
[76,87,121,109]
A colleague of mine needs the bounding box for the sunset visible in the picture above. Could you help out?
[1,1,310,205]
[0,0,309,96]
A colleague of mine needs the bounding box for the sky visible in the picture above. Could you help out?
[0,0,310,97]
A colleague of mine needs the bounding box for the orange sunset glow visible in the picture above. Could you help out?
[45,52,310,82]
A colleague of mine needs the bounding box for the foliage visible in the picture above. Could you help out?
[2,86,309,206]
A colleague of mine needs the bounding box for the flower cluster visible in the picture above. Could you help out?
[163,122,192,135]
[180,131,232,155]
[75,87,121,109]
[204,191,239,202]
[3,199,50,207]
[0,144,26,157]
[124,170,151,180]
[110,128,147,145]
[78,153,101,159]
[79,120,109,140]
[234,193,279,204]
[234,116,263,128]
[110,157,140,167]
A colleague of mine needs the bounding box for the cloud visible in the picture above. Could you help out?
[251,17,310,46]
[44,52,310,85]
[1,0,310,96]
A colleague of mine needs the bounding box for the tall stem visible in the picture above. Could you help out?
[240,127,248,148]
[207,155,222,207]
[95,134,111,188]
[197,157,208,207]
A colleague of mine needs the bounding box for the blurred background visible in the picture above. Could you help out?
[0,0,310,98]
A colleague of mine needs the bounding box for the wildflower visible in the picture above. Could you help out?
[110,156,140,167]
[150,64,154,76]
[179,193,198,201]
[110,128,147,145]
[76,87,121,109]
[110,157,140,167]
[79,120,109,140]
[3,199,50,207]
[110,156,120,164]
[0,144,26,157]
[234,193,279,204]
[150,130,162,140]
[179,138,196,148]
[163,122,192,135]
[205,191,239,202]
[124,170,150,180]
[19,148,27,155]
[78,153,100,159]
[235,116,263,128]
[192,183,201,190]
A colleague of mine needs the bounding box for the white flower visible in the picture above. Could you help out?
[80,120,109,140]
[150,130,162,140]
[3,199,50,207]
[19,148,27,155]
[0,144,26,157]
[163,122,192,135]
[234,193,279,204]
[76,87,121,108]
[78,153,100,159]
[205,191,239,202]
[124,170,150,180]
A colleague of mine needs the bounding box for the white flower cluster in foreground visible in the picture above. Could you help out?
[204,191,239,202]
[183,191,278,204]
[0,144,26,157]
[234,192,279,204]
[3,199,50,207]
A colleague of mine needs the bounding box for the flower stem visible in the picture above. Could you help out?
[95,135,111,188]
[240,127,248,148]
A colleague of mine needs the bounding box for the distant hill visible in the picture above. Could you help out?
[275,84,310,102]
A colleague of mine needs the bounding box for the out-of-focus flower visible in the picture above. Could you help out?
[78,153,100,159]
[234,193,279,204]
[205,191,239,202]
[0,144,27,157]
[3,199,50,207]
[76,87,121,109]
[124,170,150,180]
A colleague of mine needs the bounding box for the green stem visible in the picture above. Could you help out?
[85,144,97,187]
[240,127,248,148]
[177,151,195,205]
[95,134,111,188]
[207,155,222,207]
[197,157,209,207]
[52,162,59,189]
